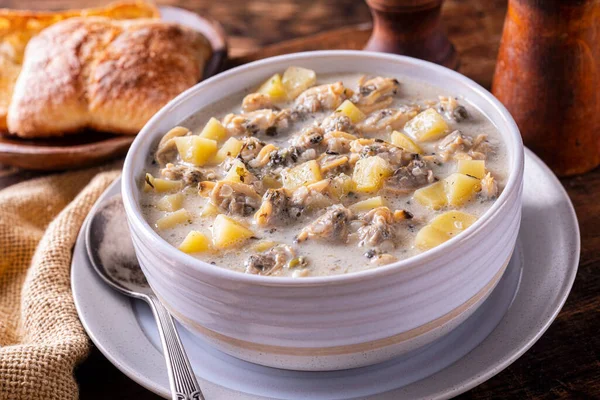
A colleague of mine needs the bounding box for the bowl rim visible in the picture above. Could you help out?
[122,50,524,286]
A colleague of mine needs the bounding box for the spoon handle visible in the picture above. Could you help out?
[147,294,205,400]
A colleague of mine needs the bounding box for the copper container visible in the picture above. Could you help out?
[364,0,458,70]
[492,0,600,176]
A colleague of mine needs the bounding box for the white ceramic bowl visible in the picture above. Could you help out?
[122,51,524,371]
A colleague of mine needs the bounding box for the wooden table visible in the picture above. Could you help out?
[2,0,598,399]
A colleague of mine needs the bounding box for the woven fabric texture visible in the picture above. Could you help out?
[0,167,119,400]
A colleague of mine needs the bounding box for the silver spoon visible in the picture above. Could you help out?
[86,195,204,400]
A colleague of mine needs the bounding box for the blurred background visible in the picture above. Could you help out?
[0,0,507,87]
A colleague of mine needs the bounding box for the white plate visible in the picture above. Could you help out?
[72,149,579,399]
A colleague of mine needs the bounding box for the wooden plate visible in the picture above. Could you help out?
[0,133,134,171]
[0,6,227,171]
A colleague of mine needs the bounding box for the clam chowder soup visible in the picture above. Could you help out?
[141,68,507,277]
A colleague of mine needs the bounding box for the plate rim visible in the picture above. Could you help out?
[72,148,580,399]
[407,148,580,400]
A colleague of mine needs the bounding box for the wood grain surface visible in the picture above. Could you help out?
[1,0,598,399]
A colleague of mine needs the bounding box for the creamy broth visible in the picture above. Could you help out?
[141,71,507,277]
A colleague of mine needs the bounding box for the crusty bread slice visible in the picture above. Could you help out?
[7,17,211,138]
[0,1,160,132]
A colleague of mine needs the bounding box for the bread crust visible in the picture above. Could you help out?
[0,1,160,133]
[7,17,211,138]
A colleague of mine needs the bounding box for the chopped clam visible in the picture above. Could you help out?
[155,126,189,165]
[296,205,353,243]
[480,172,499,199]
[352,76,400,113]
[242,93,274,112]
[294,82,351,113]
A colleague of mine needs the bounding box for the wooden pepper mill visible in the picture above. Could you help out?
[364,0,459,70]
[492,0,600,176]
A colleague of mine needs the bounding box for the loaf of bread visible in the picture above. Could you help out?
[0,1,160,133]
[7,17,211,138]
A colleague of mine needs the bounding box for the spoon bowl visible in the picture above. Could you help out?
[86,195,152,298]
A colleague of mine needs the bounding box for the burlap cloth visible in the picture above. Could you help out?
[0,166,120,400]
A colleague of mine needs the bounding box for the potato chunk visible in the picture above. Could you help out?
[199,117,228,142]
[349,196,384,213]
[253,240,277,253]
[416,211,477,250]
[415,225,450,250]
[391,130,423,154]
[414,173,482,209]
[430,210,477,236]
[156,209,191,230]
[223,159,252,184]
[282,66,317,99]
[262,175,283,189]
[212,214,255,249]
[335,99,366,123]
[257,73,287,101]
[145,173,182,193]
[178,231,211,253]
[157,193,184,212]
[413,181,447,210]
[175,136,218,166]
[200,201,219,217]
[328,173,355,199]
[352,156,393,193]
[212,137,243,164]
[152,178,182,193]
[443,173,481,206]
[281,160,323,192]
[457,159,486,179]
[404,108,449,141]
